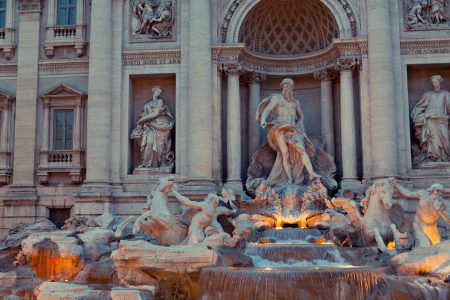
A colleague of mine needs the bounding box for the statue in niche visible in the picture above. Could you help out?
[132,0,174,38]
[393,181,450,247]
[411,75,450,166]
[247,78,337,190]
[407,0,449,28]
[131,85,175,171]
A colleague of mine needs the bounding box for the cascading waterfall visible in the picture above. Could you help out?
[199,266,386,300]
[197,228,450,300]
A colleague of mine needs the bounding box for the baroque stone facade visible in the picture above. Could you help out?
[0,0,450,238]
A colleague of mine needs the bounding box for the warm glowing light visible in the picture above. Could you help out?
[386,241,395,250]
[275,226,283,230]
[300,226,306,229]
[264,268,273,270]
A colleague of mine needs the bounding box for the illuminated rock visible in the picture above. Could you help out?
[21,232,85,281]
[391,240,450,278]
[34,282,108,300]
[111,240,218,286]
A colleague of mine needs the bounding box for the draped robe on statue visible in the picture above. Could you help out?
[139,99,174,167]
[256,94,315,185]
[411,89,450,161]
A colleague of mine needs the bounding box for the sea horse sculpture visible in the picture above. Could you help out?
[131,175,188,246]
[330,178,401,252]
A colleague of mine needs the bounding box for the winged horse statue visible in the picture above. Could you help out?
[329,178,401,252]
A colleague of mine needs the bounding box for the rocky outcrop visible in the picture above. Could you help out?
[34,282,154,300]
[34,282,109,300]
[111,240,218,286]
[390,240,450,278]
[0,219,57,251]
[21,231,85,280]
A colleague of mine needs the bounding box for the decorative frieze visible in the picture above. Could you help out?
[212,40,362,75]
[404,0,450,31]
[39,60,89,76]
[122,49,181,66]
[130,0,176,43]
[400,39,450,55]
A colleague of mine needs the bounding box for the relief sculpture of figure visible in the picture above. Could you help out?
[131,85,174,170]
[411,75,450,163]
[393,181,450,247]
[132,0,174,38]
[408,1,429,27]
[431,0,448,23]
[256,78,321,185]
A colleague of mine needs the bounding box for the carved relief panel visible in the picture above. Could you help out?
[130,0,176,42]
[404,0,450,30]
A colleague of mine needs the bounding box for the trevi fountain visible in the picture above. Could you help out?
[2,0,450,299]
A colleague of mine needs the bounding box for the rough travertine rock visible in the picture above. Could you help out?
[78,228,117,260]
[110,288,153,300]
[34,282,108,300]
[21,231,85,280]
[391,240,450,278]
[111,240,218,286]
[0,219,57,251]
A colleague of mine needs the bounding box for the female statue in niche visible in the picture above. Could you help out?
[131,85,175,170]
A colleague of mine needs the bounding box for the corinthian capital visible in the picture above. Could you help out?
[222,63,243,76]
[243,72,267,84]
[335,58,359,71]
[313,69,338,81]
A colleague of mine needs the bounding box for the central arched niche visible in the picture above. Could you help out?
[239,0,340,56]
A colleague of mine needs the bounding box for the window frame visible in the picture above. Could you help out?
[52,109,74,151]
[56,0,77,26]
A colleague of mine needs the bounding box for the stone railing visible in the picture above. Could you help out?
[44,25,87,57]
[38,149,84,184]
[52,26,77,40]
[0,28,15,60]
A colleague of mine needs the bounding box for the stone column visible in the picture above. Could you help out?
[367,0,398,178]
[84,0,112,184]
[224,64,242,190]
[247,73,266,159]
[9,1,42,194]
[314,69,337,158]
[0,107,10,151]
[336,59,358,183]
[73,103,81,151]
[41,101,50,152]
[76,0,113,208]
[187,0,214,186]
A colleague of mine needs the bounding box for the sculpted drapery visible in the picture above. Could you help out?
[411,75,450,162]
[132,86,174,169]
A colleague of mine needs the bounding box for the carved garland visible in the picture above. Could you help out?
[219,0,358,43]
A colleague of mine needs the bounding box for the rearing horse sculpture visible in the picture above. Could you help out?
[331,178,401,252]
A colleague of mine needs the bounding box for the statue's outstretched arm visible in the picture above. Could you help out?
[256,95,278,127]
[439,207,450,223]
[172,189,203,210]
[393,182,419,199]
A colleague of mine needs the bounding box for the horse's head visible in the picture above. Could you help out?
[156,175,175,193]
[367,178,394,210]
